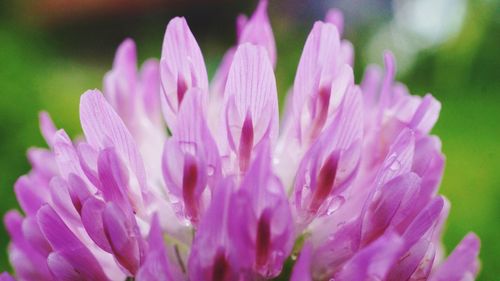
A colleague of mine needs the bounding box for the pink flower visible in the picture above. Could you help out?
[2,1,480,280]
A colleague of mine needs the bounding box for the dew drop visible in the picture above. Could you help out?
[389,159,401,171]
[327,196,345,215]
[207,165,215,176]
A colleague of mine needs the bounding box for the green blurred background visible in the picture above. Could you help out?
[0,0,498,279]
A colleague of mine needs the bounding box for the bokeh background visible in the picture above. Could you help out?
[0,0,498,279]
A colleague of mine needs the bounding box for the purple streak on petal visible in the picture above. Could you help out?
[238,113,254,173]
[292,21,352,143]
[308,151,340,213]
[188,179,237,281]
[224,43,279,160]
[37,205,109,281]
[293,86,363,221]
[160,17,208,130]
[162,88,220,223]
[181,153,203,223]
[290,243,313,281]
[228,141,294,277]
[174,88,220,180]
[429,233,480,281]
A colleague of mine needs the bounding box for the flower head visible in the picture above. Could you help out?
[2,1,480,280]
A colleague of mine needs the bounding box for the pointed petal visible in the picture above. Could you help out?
[53,129,85,180]
[325,8,344,36]
[292,21,342,119]
[80,89,147,203]
[175,88,221,185]
[362,173,421,245]
[48,176,80,225]
[293,86,363,221]
[37,205,109,281]
[376,128,415,187]
[97,147,131,210]
[103,38,138,118]
[160,17,208,129]
[136,215,178,281]
[102,202,143,275]
[335,232,404,281]
[238,0,276,66]
[139,59,162,121]
[188,179,237,281]
[224,43,279,152]
[80,197,112,252]
[14,176,47,216]
[22,216,52,257]
[409,94,441,133]
[402,196,444,247]
[228,141,293,277]
[429,233,480,281]
[39,111,57,147]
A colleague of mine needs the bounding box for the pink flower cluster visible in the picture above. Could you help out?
[1,1,480,280]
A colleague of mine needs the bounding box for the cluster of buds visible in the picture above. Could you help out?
[1,1,479,280]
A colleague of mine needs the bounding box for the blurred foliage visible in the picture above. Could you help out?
[0,0,498,279]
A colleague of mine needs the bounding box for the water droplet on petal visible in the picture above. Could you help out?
[327,196,345,215]
[389,159,401,171]
[207,165,215,176]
